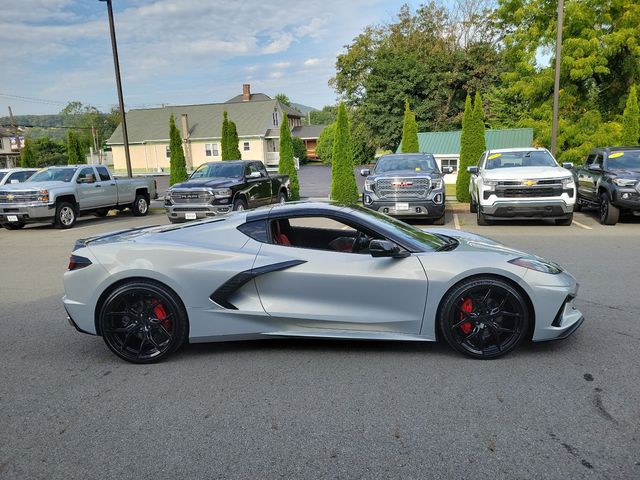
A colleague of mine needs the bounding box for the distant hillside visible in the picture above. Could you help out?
[291,103,318,116]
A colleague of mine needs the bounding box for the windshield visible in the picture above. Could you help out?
[349,204,447,251]
[607,150,640,170]
[190,163,244,179]
[28,167,77,182]
[374,155,437,173]
[484,150,557,169]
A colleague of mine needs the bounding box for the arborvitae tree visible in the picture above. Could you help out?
[331,102,359,203]
[622,85,639,146]
[221,111,230,160]
[75,137,86,164]
[456,94,474,202]
[67,130,79,165]
[472,91,486,162]
[228,119,242,159]
[400,100,419,153]
[168,114,188,186]
[316,123,336,164]
[278,113,300,200]
[20,138,36,168]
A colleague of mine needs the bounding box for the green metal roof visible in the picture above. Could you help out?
[397,128,534,155]
[107,99,291,145]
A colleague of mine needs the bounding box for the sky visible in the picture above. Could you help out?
[0,0,423,116]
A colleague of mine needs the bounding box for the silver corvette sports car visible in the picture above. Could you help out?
[63,202,584,363]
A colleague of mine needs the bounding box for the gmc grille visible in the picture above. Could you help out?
[375,178,430,199]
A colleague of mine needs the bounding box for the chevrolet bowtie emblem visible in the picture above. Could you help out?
[7,194,14,200]
[524,180,537,186]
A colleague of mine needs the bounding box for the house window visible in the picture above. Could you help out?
[272,111,279,126]
[441,158,458,172]
[243,142,250,151]
[205,143,219,157]
[0,138,3,150]
[165,146,171,158]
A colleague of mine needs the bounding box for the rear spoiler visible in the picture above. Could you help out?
[73,225,159,251]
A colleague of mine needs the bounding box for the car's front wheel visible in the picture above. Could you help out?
[55,202,77,229]
[439,277,530,359]
[599,192,619,225]
[132,195,149,216]
[98,280,188,364]
[476,207,489,226]
[233,197,248,211]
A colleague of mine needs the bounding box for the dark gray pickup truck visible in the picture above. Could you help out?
[164,160,290,223]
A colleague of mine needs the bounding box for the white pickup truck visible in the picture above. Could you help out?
[468,148,576,226]
[0,164,156,229]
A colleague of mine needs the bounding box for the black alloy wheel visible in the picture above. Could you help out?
[278,191,288,204]
[439,277,529,359]
[99,280,188,364]
[599,192,619,225]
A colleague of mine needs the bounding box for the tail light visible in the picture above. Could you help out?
[68,254,92,271]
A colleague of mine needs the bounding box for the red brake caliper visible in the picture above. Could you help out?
[151,298,171,330]
[459,298,473,335]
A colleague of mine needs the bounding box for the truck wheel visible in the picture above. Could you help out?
[132,195,149,216]
[2,221,25,230]
[433,214,445,225]
[573,201,582,212]
[55,202,77,229]
[470,197,478,214]
[555,213,573,226]
[599,192,619,225]
[278,191,288,204]
[233,198,248,211]
[477,208,489,226]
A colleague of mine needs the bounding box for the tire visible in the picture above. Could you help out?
[477,207,489,226]
[132,194,149,216]
[599,192,619,225]
[55,202,77,229]
[439,277,530,359]
[94,208,109,217]
[277,191,288,205]
[470,197,478,214]
[232,197,248,211]
[98,279,188,364]
[432,214,445,225]
[2,221,25,230]
[555,213,573,226]
[573,201,582,212]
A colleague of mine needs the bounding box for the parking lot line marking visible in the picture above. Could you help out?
[572,220,592,230]
[453,214,461,230]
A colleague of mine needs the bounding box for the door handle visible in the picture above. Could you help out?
[110,183,116,186]
[95,184,101,188]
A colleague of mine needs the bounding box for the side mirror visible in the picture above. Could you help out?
[247,171,261,179]
[562,162,573,169]
[369,239,409,258]
[588,163,602,172]
[467,166,479,174]
[360,168,371,176]
[442,166,454,174]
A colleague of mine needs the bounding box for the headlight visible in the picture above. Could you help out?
[431,178,443,189]
[483,179,498,188]
[561,177,575,186]
[364,179,375,191]
[613,178,637,187]
[164,191,173,205]
[509,256,562,274]
[37,189,49,202]
[211,188,232,198]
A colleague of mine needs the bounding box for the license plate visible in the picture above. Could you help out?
[7,215,18,222]
[185,212,197,220]
[395,202,409,211]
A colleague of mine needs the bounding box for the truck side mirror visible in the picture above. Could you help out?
[360,168,371,176]
[588,163,602,172]
[247,171,261,179]
[467,166,479,174]
[562,162,573,169]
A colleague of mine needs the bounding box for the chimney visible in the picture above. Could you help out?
[181,114,193,170]
[242,84,251,102]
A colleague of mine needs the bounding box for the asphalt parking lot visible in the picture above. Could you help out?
[1,206,639,479]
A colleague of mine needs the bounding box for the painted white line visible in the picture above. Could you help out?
[453,214,461,230]
[572,220,592,230]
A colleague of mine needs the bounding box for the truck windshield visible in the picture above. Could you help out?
[484,151,557,169]
[607,150,640,170]
[28,167,77,182]
[374,155,437,173]
[190,163,244,179]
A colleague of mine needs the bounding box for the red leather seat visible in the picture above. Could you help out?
[273,221,291,246]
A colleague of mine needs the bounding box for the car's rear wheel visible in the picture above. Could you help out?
[2,221,25,230]
[98,280,188,364]
[132,195,149,216]
[233,197,247,211]
[477,207,489,226]
[432,214,445,225]
[599,192,619,225]
[278,191,287,204]
[55,202,77,229]
[439,277,530,359]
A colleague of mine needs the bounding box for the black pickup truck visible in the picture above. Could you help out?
[164,160,290,223]
[573,147,640,225]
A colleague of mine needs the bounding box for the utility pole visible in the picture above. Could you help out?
[550,0,564,157]
[99,0,132,177]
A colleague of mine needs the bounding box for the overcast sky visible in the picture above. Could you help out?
[0,0,422,116]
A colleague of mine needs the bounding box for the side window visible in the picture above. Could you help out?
[594,154,604,166]
[252,162,266,177]
[270,216,376,254]
[96,166,111,181]
[238,220,268,243]
[584,154,596,166]
[7,172,23,183]
[77,167,96,183]
[257,163,268,177]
